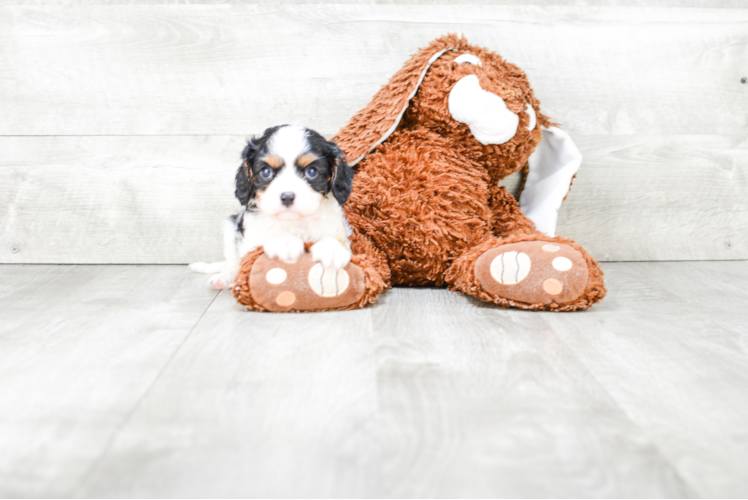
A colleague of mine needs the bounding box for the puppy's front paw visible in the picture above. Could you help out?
[189,261,225,274]
[189,262,209,273]
[311,237,351,270]
[263,236,305,264]
[208,271,235,290]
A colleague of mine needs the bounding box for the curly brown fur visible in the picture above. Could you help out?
[345,129,492,286]
[334,34,551,178]
[489,185,537,237]
[334,35,465,165]
[233,247,267,311]
[337,34,604,310]
[399,43,550,181]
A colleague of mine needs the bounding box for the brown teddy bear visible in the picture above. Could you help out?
[233,34,606,312]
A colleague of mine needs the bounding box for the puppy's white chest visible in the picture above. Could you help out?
[241,196,348,255]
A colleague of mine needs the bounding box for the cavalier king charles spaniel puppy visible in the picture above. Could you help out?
[190,125,354,289]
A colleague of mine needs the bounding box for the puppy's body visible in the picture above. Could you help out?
[190,125,354,289]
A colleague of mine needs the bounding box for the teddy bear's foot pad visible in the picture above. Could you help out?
[475,241,589,306]
[249,253,365,312]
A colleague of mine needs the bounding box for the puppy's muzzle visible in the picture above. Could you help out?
[280,192,295,207]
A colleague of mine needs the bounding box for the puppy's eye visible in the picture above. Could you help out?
[260,167,274,179]
[305,166,318,179]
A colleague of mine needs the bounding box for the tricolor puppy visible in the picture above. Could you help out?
[190,125,355,289]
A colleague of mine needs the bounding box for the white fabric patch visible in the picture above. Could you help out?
[265,267,287,284]
[448,75,519,145]
[308,264,350,297]
[525,104,537,131]
[520,126,583,237]
[552,256,573,271]
[454,54,482,66]
[489,251,531,285]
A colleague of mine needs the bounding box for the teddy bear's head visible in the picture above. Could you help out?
[403,41,550,178]
[334,34,551,180]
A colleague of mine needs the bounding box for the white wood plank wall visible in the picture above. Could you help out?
[1,3,746,263]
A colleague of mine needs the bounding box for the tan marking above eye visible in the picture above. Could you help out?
[261,155,284,169]
[297,153,318,168]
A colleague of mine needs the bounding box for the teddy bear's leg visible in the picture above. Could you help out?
[488,184,538,237]
[232,232,390,312]
[347,229,392,295]
[444,234,606,311]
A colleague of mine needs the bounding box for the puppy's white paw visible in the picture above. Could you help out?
[189,261,226,274]
[208,271,235,290]
[311,237,351,270]
[263,236,305,264]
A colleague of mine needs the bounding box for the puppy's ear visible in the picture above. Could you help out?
[235,138,258,206]
[328,140,354,205]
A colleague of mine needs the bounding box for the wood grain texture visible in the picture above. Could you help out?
[549,261,748,497]
[2,261,748,496]
[0,264,218,497]
[76,290,382,498]
[0,135,245,263]
[0,5,746,136]
[369,287,691,498]
[2,134,746,263]
[556,134,748,261]
[76,285,692,497]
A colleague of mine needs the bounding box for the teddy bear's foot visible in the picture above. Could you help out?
[473,240,591,307]
[244,252,367,312]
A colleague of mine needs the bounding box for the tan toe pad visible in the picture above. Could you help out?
[249,253,365,312]
[475,241,589,306]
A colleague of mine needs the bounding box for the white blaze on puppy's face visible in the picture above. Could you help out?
[256,125,324,220]
[448,75,519,145]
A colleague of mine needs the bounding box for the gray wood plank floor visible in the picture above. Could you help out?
[1,262,746,498]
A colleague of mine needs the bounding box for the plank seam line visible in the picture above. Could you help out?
[68,288,221,497]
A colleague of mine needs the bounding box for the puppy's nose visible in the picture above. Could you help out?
[280,192,295,207]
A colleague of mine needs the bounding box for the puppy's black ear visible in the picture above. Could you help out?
[328,140,354,205]
[235,138,258,206]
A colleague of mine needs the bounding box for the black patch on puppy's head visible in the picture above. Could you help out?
[304,130,354,205]
[235,125,354,209]
[235,126,283,207]
[329,141,354,205]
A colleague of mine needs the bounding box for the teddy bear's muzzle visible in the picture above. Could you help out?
[448,74,538,145]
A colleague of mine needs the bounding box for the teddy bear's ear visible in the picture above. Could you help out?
[519,127,583,237]
[332,36,463,166]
